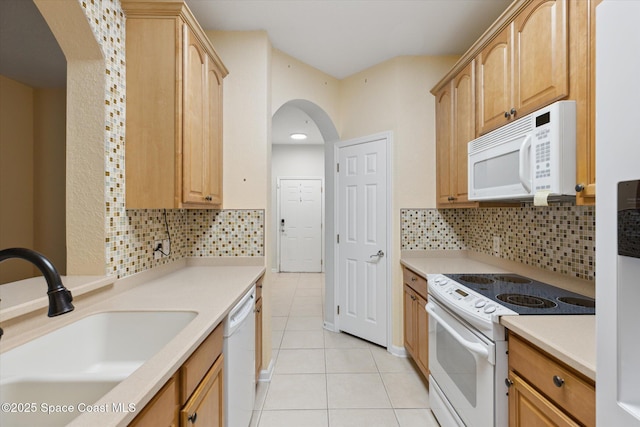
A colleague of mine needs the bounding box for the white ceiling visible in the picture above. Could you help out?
[186,0,512,79]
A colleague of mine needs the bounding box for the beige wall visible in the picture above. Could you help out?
[0,75,35,283]
[0,77,67,283]
[339,55,459,348]
[33,88,66,273]
[271,49,340,127]
[206,31,271,210]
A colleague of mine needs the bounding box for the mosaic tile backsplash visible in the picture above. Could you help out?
[401,204,595,281]
[78,1,264,279]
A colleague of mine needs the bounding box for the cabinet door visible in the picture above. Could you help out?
[452,62,475,203]
[415,293,429,378]
[207,56,224,206]
[129,375,178,427]
[181,355,224,427]
[508,372,579,427]
[435,83,453,205]
[403,284,417,357]
[477,26,512,135]
[183,25,211,206]
[513,0,568,117]
[576,0,600,205]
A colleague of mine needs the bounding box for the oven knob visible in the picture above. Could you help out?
[475,300,486,308]
[484,304,497,314]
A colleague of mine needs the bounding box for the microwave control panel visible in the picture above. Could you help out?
[533,111,553,191]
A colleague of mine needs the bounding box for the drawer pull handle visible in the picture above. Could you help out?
[553,375,565,388]
[188,412,198,423]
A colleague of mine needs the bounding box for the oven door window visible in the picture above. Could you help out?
[436,322,477,406]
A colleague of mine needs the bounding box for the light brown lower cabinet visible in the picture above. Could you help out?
[508,371,580,427]
[128,375,179,427]
[180,355,224,426]
[130,324,224,426]
[508,333,595,427]
[402,267,429,380]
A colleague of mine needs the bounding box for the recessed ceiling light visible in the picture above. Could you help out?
[290,133,308,140]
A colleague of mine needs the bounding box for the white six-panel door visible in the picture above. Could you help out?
[279,178,323,272]
[336,136,388,347]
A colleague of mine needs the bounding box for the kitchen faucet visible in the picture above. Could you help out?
[0,248,74,339]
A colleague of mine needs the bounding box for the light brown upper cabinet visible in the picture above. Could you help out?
[436,62,477,208]
[432,0,597,206]
[123,1,228,209]
[477,0,568,136]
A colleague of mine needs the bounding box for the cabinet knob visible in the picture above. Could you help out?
[411,276,417,282]
[510,107,517,116]
[204,195,213,202]
[447,196,456,202]
[575,184,585,192]
[504,111,511,118]
[505,378,514,388]
[411,295,417,301]
[553,375,565,388]
[188,412,198,423]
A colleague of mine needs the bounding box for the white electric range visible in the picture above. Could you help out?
[426,273,595,427]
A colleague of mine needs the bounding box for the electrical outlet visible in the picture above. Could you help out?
[153,240,162,260]
[162,239,170,256]
[493,236,501,256]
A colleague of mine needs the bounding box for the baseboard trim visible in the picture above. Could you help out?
[388,344,408,357]
[323,321,337,332]
[258,357,275,382]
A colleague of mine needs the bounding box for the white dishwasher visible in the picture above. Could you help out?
[223,285,256,427]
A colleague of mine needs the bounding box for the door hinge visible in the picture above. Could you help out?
[337,305,340,315]
[337,234,340,243]
[337,163,340,173]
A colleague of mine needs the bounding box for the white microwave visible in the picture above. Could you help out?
[468,101,576,201]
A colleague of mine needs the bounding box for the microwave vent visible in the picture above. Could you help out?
[469,117,533,154]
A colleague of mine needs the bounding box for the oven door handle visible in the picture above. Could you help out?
[426,302,494,365]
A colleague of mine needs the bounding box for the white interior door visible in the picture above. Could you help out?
[279,178,323,272]
[336,135,388,347]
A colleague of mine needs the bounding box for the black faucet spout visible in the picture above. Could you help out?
[0,247,74,317]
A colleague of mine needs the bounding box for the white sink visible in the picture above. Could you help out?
[0,378,121,427]
[0,311,197,426]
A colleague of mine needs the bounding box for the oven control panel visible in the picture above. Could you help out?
[427,274,518,330]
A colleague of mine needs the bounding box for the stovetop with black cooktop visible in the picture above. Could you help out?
[443,273,595,315]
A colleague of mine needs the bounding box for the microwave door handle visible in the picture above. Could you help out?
[518,135,532,193]
[426,303,494,365]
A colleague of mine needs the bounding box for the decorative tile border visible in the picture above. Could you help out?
[401,204,595,281]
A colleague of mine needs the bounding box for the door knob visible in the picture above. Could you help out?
[370,250,385,258]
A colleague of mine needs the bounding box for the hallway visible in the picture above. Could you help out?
[251,273,438,427]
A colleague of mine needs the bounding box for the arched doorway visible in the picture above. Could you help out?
[270,99,340,327]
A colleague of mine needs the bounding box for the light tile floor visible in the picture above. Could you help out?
[250,273,440,427]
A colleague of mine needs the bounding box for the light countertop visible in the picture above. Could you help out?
[0,258,265,427]
[400,250,595,381]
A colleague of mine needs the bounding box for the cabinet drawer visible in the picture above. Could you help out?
[508,333,595,426]
[180,322,223,404]
[403,267,427,299]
